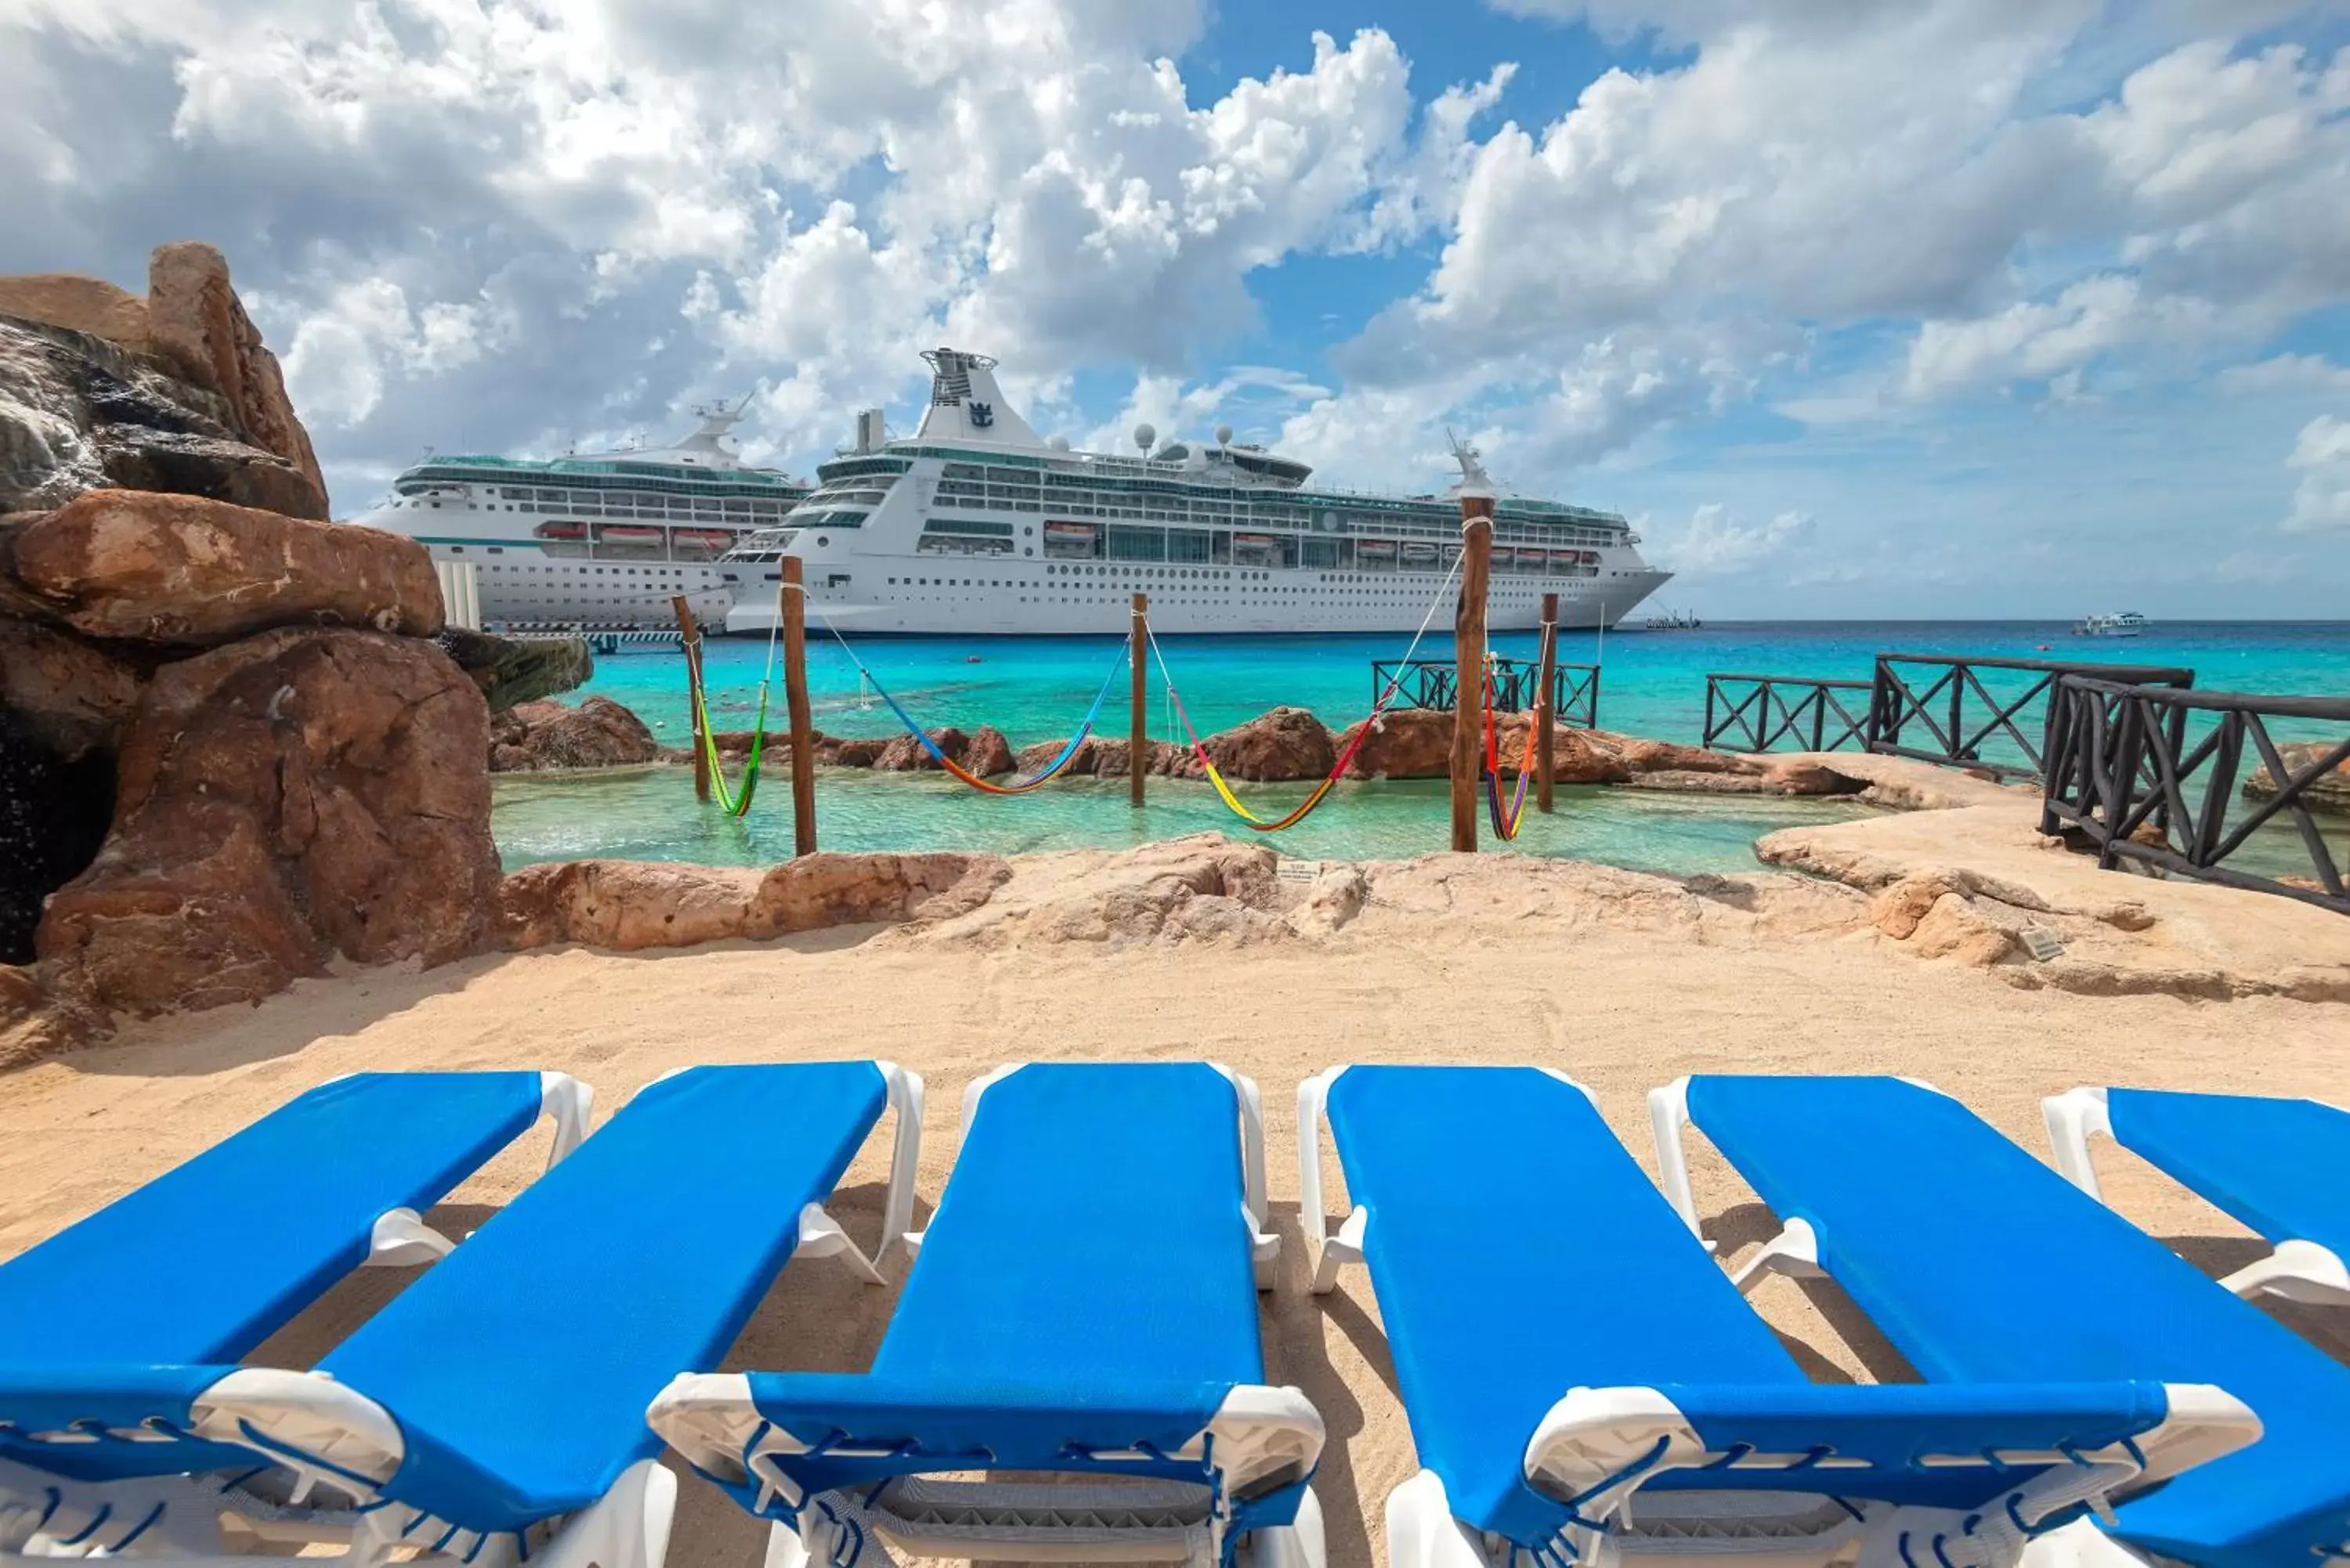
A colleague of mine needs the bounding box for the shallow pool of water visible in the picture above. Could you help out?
[492,766,1879,876]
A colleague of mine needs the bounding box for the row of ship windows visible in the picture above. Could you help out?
[927,494,1618,546]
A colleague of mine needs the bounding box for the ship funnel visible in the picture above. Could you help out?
[913,349,1043,447]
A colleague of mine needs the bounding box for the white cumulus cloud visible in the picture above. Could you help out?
[2282,414,2350,534]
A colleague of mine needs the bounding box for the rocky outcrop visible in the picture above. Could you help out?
[0,244,324,517]
[964,725,1015,779]
[1758,804,2350,1003]
[0,317,327,521]
[0,276,152,346]
[490,695,662,771]
[1334,710,1868,796]
[0,244,532,1055]
[439,627,594,713]
[1199,704,1334,782]
[143,243,327,501]
[912,836,1294,948]
[0,619,143,759]
[874,726,973,771]
[37,630,501,1017]
[9,490,440,645]
[2243,741,2350,817]
[1338,708,1453,779]
[496,852,1012,951]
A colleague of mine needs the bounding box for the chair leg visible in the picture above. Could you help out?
[531,1459,677,1568]
[2218,1239,2350,1306]
[1246,1487,1328,1568]
[1384,1470,1498,1568]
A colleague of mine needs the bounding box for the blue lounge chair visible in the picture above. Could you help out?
[650,1061,1325,1568]
[2046,1086,2350,1306]
[0,1061,917,1568]
[1654,1074,2350,1568]
[0,1071,585,1525]
[1300,1065,2254,1568]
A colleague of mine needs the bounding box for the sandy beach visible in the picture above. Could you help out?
[4,833,2345,1568]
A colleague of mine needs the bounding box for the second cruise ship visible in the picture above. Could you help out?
[721,349,1669,636]
[357,403,811,629]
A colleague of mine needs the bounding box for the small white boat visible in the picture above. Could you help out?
[2076,611,2149,638]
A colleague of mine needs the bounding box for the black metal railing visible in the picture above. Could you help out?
[2041,677,2348,914]
[1866,654,2195,779]
[1372,657,1600,729]
[1701,674,1873,754]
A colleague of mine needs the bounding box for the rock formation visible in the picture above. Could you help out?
[873,725,976,772]
[38,630,500,1016]
[0,244,553,1053]
[496,852,1011,951]
[1198,704,1333,781]
[9,490,439,644]
[490,695,663,771]
[1333,709,1867,795]
[0,244,324,516]
[2243,740,2350,817]
[438,626,596,713]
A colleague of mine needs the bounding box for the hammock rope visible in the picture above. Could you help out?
[1481,618,1555,841]
[686,591,786,818]
[805,598,1132,795]
[1147,553,1463,833]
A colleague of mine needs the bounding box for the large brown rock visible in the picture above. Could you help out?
[38,629,499,1015]
[756,852,1011,934]
[144,244,327,503]
[497,851,1011,951]
[1338,708,1453,779]
[1198,705,1333,782]
[0,620,143,759]
[490,695,660,771]
[10,490,441,645]
[0,276,151,349]
[965,725,1015,778]
[874,726,971,771]
[2243,740,2350,818]
[822,735,891,767]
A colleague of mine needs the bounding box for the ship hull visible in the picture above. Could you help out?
[724,554,1670,636]
[366,508,738,628]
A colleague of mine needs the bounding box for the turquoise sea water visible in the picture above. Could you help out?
[493,620,2350,874]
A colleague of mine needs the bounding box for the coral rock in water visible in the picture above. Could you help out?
[490,695,661,771]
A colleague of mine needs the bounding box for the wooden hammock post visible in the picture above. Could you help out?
[1130,593,1148,808]
[671,594,709,802]
[1452,497,1494,853]
[783,555,816,857]
[1537,591,1558,815]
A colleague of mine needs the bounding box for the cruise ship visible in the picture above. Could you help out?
[721,349,1669,636]
[356,403,812,628]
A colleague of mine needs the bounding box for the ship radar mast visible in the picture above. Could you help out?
[673,394,753,468]
[1445,427,1498,499]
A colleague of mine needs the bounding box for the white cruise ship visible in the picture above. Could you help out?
[356,404,812,629]
[721,349,1669,637]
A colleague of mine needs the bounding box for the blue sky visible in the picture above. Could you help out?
[3,0,2346,616]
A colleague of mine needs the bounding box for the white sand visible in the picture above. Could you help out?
[4,847,2346,1567]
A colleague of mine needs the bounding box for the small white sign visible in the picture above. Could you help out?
[2021,926,2065,962]
[1276,859,1323,884]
